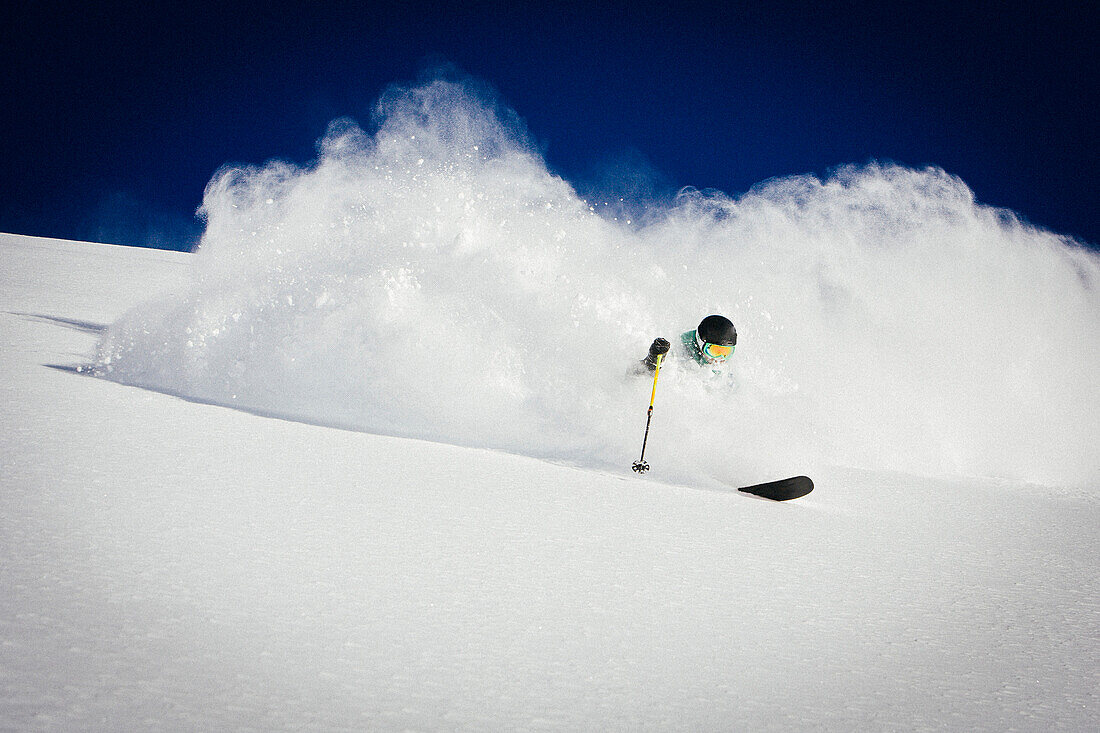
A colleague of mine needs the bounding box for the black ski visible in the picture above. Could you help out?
[738,475,814,501]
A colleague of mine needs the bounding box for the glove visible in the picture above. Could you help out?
[648,337,670,358]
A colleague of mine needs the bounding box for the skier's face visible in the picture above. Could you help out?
[701,341,733,363]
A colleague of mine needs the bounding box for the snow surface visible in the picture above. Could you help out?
[2,236,1098,731]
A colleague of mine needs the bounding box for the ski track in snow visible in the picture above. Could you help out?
[2,233,1098,730]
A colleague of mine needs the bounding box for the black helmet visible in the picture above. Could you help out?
[697,315,737,345]
[695,314,737,363]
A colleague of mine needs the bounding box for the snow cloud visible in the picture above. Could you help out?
[95,73,1100,488]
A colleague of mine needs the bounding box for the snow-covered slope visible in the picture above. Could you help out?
[2,232,1097,730]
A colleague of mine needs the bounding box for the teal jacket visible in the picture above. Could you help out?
[679,329,709,366]
[640,329,729,374]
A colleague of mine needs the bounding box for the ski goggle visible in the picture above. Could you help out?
[702,341,734,360]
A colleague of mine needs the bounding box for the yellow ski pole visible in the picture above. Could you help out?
[632,353,663,473]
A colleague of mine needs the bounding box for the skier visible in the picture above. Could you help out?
[640,314,737,373]
[631,314,812,499]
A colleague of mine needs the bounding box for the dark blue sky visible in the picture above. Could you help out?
[2,1,1096,250]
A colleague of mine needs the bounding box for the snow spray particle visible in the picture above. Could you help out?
[95,74,1100,488]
